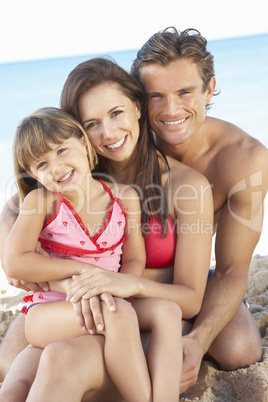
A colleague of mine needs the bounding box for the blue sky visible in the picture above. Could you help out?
[0,0,267,63]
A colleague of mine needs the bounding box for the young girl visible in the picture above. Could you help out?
[1,107,182,402]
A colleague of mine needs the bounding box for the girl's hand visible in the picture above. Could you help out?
[72,293,116,333]
[66,269,138,303]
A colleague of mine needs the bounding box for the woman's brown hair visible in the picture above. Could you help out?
[61,58,169,235]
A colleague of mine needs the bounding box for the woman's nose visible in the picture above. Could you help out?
[101,121,116,139]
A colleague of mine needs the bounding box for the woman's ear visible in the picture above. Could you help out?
[136,101,141,119]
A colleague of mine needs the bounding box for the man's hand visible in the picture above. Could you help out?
[181,335,204,392]
[4,240,51,292]
[6,276,50,292]
[72,293,117,334]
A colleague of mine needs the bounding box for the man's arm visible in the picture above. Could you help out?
[181,144,268,389]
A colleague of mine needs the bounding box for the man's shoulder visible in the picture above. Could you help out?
[207,117,267,171]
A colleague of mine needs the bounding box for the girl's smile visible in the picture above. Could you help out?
[30,138,90,194]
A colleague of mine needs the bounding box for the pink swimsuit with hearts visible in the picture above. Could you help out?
[22,180,126,314]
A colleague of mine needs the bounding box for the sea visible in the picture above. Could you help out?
[0,33,268,256]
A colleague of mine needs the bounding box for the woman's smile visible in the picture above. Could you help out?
[105,135,127,151]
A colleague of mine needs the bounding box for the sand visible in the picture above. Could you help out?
[0,255,267,401]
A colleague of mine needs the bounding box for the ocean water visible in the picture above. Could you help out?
[0,33,267,255]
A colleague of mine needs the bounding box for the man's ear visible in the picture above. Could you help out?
[205,77,216,104]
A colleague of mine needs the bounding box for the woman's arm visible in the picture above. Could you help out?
[67,169,214,319]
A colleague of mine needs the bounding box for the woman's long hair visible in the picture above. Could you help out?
[61,58,169,236]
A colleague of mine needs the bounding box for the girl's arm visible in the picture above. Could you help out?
[4,189,98,282]
[118,185,146,276]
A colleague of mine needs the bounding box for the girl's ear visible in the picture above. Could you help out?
[26,170,37,179]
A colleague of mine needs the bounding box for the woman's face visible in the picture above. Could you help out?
[78,83,141,167]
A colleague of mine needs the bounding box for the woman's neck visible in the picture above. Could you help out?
[108,160,136,185]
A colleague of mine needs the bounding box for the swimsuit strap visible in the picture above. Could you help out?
[97,180,114,200]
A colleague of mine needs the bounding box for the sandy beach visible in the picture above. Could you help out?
[0,254,268,401]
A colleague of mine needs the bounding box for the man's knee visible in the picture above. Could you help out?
[0,314,28,381]
[209,305,262,370]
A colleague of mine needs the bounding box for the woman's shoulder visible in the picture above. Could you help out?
[164,155,210,188]
[102,180,140,199]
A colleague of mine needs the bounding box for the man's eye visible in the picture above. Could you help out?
[149,94,161,99]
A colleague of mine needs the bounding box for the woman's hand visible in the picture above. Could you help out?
[66,268,139,303]
[72,293,116,333]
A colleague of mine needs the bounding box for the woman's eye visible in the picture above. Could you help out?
[85,122,97,130]
[112,110,122,117]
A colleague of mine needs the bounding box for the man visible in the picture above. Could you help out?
[130,27,268,390]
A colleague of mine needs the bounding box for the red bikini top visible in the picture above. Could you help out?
[144,216,176,269]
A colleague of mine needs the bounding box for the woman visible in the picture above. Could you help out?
[2,58,213,402]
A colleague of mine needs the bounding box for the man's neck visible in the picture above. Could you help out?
[155,125,209,168]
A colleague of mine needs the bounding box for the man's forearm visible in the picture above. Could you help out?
[188,269,248,354]
[0,194,19,270]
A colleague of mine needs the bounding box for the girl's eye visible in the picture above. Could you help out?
[37,161,46,169]
[57,148,66,155]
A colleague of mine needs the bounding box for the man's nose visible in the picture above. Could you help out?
[165,96,178,116]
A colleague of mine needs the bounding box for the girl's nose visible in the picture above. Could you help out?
[51,161,64,177]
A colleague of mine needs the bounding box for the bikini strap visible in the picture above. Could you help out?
[97,180,114,200]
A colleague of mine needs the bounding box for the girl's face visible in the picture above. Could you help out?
[78,83,141,168]
[29,137,90,194]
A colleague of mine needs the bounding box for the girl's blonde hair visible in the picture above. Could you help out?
[13,107,98,202]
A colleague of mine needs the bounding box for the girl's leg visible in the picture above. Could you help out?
[25,301,88,348]
[26,335,122,402]
[101,298,152,402]
[131,297,183,402]
[0,345,42,402]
